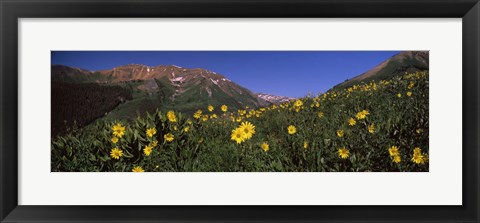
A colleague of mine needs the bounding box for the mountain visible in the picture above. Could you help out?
[256,93,294,104]
[52,64,272,123]
[334,51,429,89]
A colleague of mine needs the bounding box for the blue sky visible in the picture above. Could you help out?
[51,51,400,98]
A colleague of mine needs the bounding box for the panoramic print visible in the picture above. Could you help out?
[51,51,429,172]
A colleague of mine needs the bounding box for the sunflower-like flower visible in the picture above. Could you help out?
[368,123,375,133]
[132,166,144,172]
[392,155,402,163]
[411,147,428,164]
[388,145,400,157]
[143,145,153,156]
[167,111,177,123]
[231,128,245,144]
[110,148,123,160]
[294,99,303,108]
[355,110,370,120]
[111,137,119,144]
[348,118,356,126]
[208,105,214,112]
[287,125,297,135]
[240,121,255,139]
[336,129,344,137]
[193,110,202,119]
[146,127,157,138]
[221,105,228,112]
[338,147,350,159]
[112,123,126,138]
[261,142,269,152]
[164,133,174,142]
[201,115,209,122]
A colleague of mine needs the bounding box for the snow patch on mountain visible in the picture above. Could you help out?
[171,77,185,82]
[256,93,295,104]
[210,78,219,86]
[205,87,212,97]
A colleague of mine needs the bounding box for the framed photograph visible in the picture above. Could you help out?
[1,0,479,222]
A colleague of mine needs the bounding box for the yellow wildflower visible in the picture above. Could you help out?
[146,127,157,138]
[294,99,303,108]
[392,155,401,163]
[397,93,402,98]
[111,137,119,144]
[201,115,209,122]
[348,118,356,126]
[221,105,228,112]
[336,129,344,137]
[338,147,350,159]
[388,146,400,157]
[317,112,324,118]
[413,147,422,155]
[183,126,190,133]
[193,110,202,119]
[287,125,297,135]
[112,123,126,138]
[261,142,269,152]
[151,140,158,147]
[303,141,308,149]
[240,121,255,139]
[231,128,245,144]
[368,123,375,133]
[110,148,123,160]
[355,110,370,120]
[164,133,174,142]
[411,147,428,164]
[208,105,214,112]
[407,92,412,97]
[132,166,144,172]
[143,145,153,156]
[167,111,177,123]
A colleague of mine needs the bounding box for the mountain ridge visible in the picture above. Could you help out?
[334,51,429,89]
[51,64,273,120]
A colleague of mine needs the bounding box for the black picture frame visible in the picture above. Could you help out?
[1,0,479,222]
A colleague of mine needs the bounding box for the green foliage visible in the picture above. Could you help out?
[51,71,429,172]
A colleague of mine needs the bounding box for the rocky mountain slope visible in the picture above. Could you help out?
[334,51,429,89]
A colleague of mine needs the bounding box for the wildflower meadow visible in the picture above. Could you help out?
[51,71,429,172]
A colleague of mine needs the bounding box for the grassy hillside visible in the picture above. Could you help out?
[94,76,269,123]
[51,71,429,172]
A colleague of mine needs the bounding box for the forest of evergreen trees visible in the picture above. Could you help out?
[51,82,132,137]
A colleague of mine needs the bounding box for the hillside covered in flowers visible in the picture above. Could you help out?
[51,71,429,172]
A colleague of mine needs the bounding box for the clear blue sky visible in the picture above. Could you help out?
[51,51,400,98]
